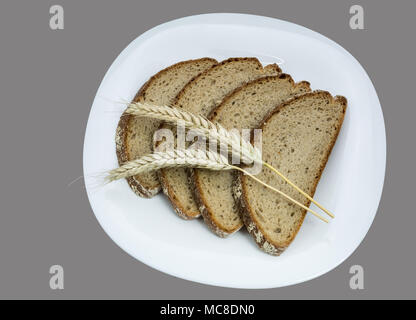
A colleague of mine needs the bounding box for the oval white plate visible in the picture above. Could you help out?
[83,13,385,289]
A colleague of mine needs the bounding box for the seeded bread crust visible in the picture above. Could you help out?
[188,168,241,237]
[191,75,311,237]
[234,91,347,255]
[156,57,281,219]
[115,58,217,198]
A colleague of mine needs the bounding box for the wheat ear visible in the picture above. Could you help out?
[125,102,334,218]
[107,149,328,223]
[125,102,261,165]
[106,149,231,182]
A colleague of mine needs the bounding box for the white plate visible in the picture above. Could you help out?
[83,13,386,289]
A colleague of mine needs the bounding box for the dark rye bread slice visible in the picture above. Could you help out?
[116,58,217,197]
[234,91,347,255]
[156,58,281,219]
[190,74,311,237]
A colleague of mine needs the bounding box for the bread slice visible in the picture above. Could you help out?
[190,74,311,237]
[157,58,281,219]
[116,58,217,197]
[234,91,347,255]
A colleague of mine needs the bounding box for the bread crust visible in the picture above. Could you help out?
[191,75,311,237]
[188,169,237,236]
[115,58,217,198]
[172,58,281,108]
[157,58,280,219]
[235,91,347,255]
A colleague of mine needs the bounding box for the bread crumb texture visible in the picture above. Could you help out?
[240,91,346,254]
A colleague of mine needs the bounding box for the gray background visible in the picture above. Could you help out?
[0,0,414,299]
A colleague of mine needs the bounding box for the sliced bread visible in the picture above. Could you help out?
[116,58,217,197]
[234,91,347,255]
[157,58,281,219]
[190,74,311,237]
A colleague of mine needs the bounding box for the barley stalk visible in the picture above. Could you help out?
[106,149,328,223]
[125,102,261,164]
[106,149,231,182]
[124,102,334,219]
